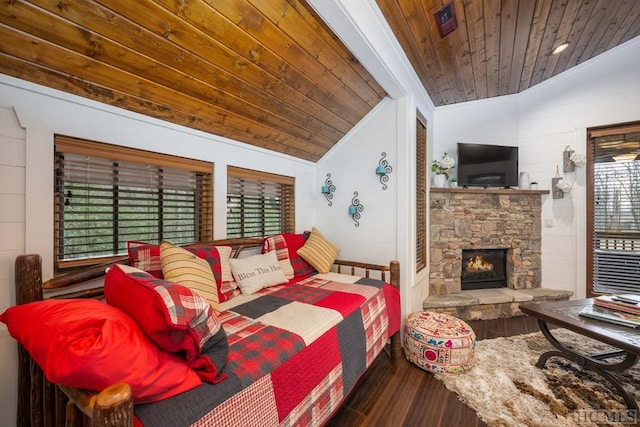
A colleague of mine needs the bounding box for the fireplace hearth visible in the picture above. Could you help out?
[461,249,507,290]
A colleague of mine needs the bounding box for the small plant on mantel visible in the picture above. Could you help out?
[432,152,455,178]
[530,181,539,190]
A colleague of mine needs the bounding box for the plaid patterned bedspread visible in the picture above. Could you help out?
[134,273,401,426]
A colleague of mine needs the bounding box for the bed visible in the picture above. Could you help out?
[6,235,401,427]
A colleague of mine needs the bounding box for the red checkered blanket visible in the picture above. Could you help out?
[133,275,401,426]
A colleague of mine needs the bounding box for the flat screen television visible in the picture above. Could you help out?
[457,143,519,188]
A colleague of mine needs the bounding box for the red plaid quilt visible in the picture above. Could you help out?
[133,274,400,427]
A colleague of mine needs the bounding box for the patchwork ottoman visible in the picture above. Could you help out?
[403,311,476,373]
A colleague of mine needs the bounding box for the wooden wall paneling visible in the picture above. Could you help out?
[246,0,384,108]
[497,0,518,97]
[376,0,445,106]
[298,2,388,100]
[508,0,536,94]
[462,0,488,100]
[482,0,501,98]
[448,0,477,101]
[3,0,640,147]
[597,1,637,54]
[115,0,355,139]
[403,0,456,104]
[0,24,326,160]
[20,1,335,149]
[528,0,569,87]
[192,0,370,120]
[425,1,468,104]
[578,1,623,62]
[563,0,616,70]
[618,4,640,45]
[518,0,552,92]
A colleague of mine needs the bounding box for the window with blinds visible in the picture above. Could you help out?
[54,136,213,270]
[416,114,427,273]
[588,124,640,295]
[226,166,295,238]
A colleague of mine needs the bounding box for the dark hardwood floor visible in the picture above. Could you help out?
[327,315,542,427]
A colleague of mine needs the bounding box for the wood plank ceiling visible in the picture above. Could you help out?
[0,0,386,162]
[377,0,640,107]
[1,1,640,161]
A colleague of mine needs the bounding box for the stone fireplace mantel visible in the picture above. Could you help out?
[429,188,549,296]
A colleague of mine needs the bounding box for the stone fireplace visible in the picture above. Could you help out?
[429,188,543,296]
[423,188,572,320]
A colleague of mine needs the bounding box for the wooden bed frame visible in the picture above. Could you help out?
[13,238,401,427]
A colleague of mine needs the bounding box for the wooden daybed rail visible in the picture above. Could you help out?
[13,238,401,427]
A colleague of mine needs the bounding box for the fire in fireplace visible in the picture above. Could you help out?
[461,249,507,290]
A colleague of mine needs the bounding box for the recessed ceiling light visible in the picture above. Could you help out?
[552,43,569,55]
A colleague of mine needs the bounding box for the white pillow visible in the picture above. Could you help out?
[229,251,288,294]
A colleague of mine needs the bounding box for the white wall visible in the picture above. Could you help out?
[0,105,24,426]
[0,75,319,426]
[315,96,428,317]
[431,37,640,299]
[433,95,520,181]
[518,36,640,299]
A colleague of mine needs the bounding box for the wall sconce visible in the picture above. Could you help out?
[348,191,364,227]
[563,145,586,172]
[552,165,565,199]
[376,152,393,190]
[563,146,575,172]
[321,173,335,206]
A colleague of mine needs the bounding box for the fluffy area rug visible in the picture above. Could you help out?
[435,329,640,427]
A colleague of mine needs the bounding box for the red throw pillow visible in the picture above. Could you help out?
[184,244,239,302]
[0,299,202,403]
[104,265,228,384]
[127,241,163,278]
[263,233,314,279]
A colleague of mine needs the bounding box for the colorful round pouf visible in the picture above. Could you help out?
[403,311,476,373]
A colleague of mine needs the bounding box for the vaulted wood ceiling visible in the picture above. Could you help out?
[1,1,639,162]
[378,0,640,107]
[0,0,386,162]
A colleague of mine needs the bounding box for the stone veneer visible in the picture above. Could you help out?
[426,188,572,320]
[429,187,547,295]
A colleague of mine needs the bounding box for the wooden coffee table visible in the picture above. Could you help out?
[520,298,640,410]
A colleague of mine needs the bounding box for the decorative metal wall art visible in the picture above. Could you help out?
[348,191,364,227]
[321,173,335,206]
[376,152,392,190]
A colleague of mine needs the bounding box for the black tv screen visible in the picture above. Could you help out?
[457,143,519,188]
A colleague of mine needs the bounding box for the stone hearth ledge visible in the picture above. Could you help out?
[422,288,573,321]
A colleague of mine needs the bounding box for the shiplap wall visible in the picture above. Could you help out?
[518,36,640,299]
[0,105,24,426]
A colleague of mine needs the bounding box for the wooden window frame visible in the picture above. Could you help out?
[416,113,427,273]
[226,166,295,238]
[54,135,213,271]
[587,122,640,296]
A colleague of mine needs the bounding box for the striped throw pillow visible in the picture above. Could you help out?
[160,241,219,310]
[296,227,340,274]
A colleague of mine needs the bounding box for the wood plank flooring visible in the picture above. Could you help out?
[327,315,542,427]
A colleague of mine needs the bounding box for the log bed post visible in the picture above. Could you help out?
[389,260,402,364]
[14,254,135,427]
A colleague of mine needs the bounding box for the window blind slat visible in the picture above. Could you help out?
[55,136,212,269]
[226,168,294,238]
